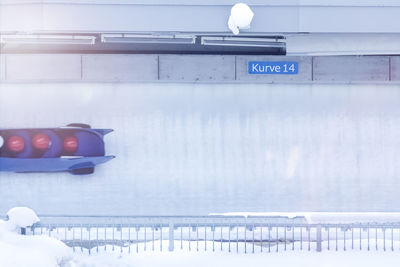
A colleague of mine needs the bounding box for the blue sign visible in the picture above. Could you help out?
[248,61,298,74]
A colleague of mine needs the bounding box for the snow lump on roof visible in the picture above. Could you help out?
[228,3,254,35]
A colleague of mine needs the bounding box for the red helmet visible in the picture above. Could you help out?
[32,134,51,150]
[63,136,78,153]
[7,136,25,153]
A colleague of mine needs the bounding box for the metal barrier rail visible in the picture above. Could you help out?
[24,216,400,254]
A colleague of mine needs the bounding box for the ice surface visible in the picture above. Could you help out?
[1,83,400,215]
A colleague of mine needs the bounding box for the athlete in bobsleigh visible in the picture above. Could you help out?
[0,124,114,174]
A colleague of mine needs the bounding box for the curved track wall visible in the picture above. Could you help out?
[0,83,400,215]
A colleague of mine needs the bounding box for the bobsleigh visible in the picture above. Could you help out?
[0,123,114,175]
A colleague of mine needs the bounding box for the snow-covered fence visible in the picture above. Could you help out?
[24,216,400,254]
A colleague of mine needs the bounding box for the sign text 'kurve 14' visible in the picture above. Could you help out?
[248,61,298,74]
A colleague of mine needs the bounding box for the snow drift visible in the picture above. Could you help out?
[0,207,73,267]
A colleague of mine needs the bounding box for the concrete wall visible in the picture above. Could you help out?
[82,54,158,82]
[159,55,235,82]
[391,56,400,81]
[1,54,399,83]
[5,54,82,82]
[313,56,390,82]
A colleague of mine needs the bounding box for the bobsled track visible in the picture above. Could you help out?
[1,82,400,215]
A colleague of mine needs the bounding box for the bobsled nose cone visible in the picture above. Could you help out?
[94,129,114,136]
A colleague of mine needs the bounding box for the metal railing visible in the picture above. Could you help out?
[23,216,400,254]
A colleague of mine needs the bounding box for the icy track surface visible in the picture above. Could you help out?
[1,83,400,215]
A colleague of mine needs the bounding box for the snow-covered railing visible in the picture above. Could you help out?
[23,216,400,254]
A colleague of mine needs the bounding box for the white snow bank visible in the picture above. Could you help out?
[209,212,310,221]
[0,241,60,267]
[209,212,400,224]
[72,241,400,267]
[0,232,74,267]
[0,207,73,267]
[228,3,254,35]
[305,212,400,224]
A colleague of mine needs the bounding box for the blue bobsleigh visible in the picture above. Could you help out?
[0,123,114,175]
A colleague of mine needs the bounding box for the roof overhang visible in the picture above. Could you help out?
[1,1,400,55]
[1,0,400,34]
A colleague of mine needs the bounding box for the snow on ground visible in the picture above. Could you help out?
[71,241,400,267]
[2,222,400,267]
[2,208,400,266]
[0,207,73,267]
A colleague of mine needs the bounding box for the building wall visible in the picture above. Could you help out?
[1,0,400,33]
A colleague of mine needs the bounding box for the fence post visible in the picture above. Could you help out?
[316,224,322,252]
[169,222,174,252]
